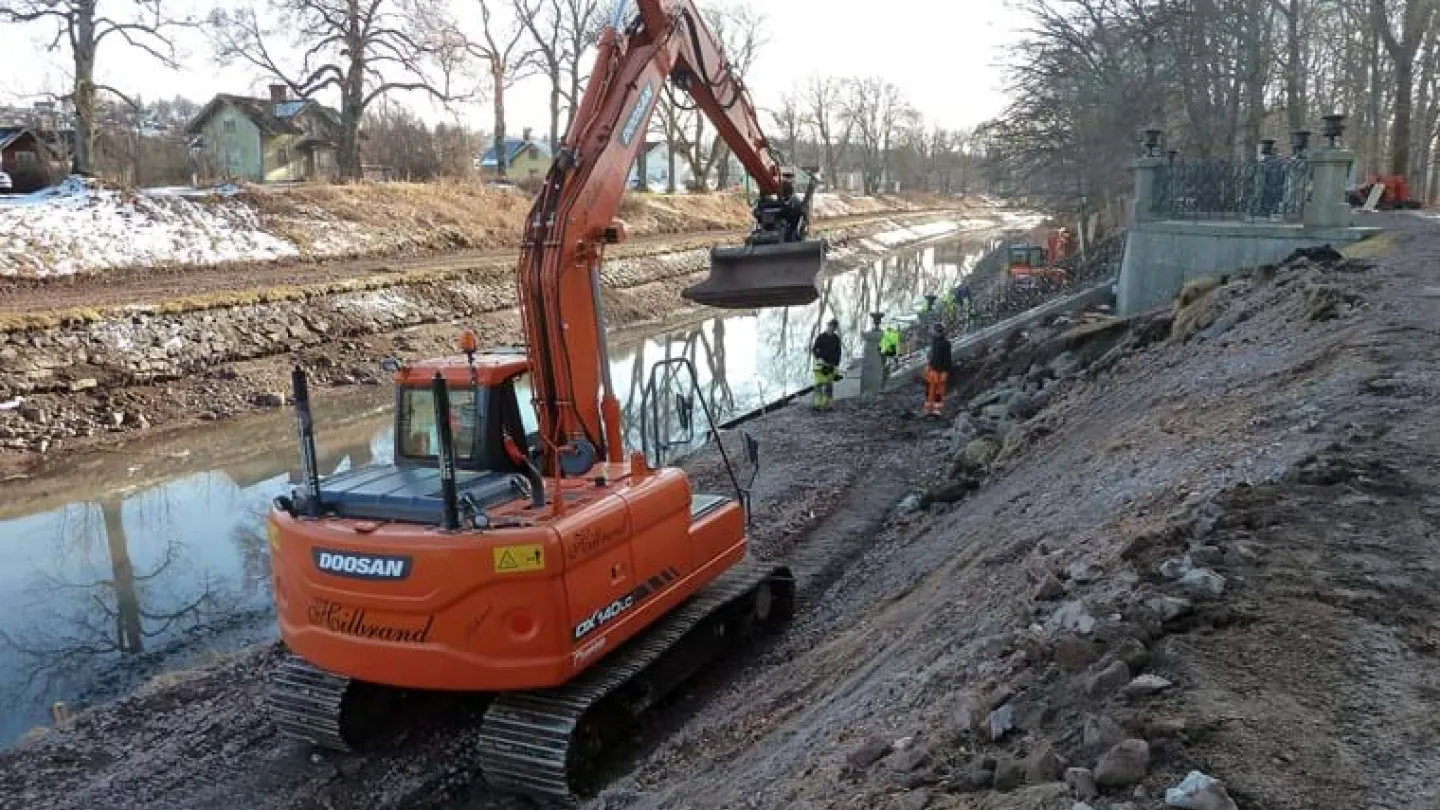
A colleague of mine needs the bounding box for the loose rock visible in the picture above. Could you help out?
[1146,596,1193,622]
[1094,739,1151,788]
[1082,714,1125,756]
[1159,556,1192,580]
[950,760,994,794]
[884,746,930,773]
[1033,573,1066,601]
[1026,741,1067,783]
[1047,600,1097,635]
[1066,767,1099,801]
[1086,660,1131,698]
[963,438,999,469]
[1054,634,1098,670]
[987,704,1017,741]
[1112,637,1150,671]
[1164,771,1239,810]
[1189,545,1224,566]
[1179,568,1226,597]
[253,392,286,408]
[992,755,1026,791]
[1122,674,1174,699]
[847,736,892,769]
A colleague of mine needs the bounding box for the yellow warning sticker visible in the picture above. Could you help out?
[494,544,546,574]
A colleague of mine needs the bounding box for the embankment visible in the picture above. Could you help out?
[0,208,1011,472]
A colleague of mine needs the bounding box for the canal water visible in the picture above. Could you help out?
[0,233,999,746]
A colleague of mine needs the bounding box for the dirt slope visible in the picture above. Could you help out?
[575,215,1440,810]
[6,215,1431,810]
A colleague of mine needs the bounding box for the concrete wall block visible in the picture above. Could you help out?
[1117,221,1379,315]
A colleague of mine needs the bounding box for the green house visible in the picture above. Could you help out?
[186,86,342,183]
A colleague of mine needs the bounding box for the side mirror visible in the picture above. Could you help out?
[380,357,401,374]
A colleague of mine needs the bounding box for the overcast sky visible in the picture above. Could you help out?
[0,0,1025,134]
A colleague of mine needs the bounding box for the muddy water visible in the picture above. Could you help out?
[0,234,996,746]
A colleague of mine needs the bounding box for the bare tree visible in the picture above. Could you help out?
[673,1,765,191]
[1372,0,1438,177]
[655,83,690,192]
[207,0,469,180]
[768,90,803,167]
[801,76,853,189]
[1273,0,1310,132]
[468,0,541,180]
[845,77,912,195]
[518,0,603,151]
[0,0,191,175]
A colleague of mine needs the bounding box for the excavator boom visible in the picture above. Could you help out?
[520,0,824,475]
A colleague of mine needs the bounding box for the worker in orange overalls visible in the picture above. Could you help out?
[923,322,952,418]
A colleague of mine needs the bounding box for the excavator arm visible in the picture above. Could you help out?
[519,0,825,477]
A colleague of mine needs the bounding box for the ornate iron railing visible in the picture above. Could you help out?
[890,230,1128,366]
[1151,157,1311,221]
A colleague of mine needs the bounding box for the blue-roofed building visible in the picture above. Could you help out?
[185,85,342,183]
[478,127,551,181]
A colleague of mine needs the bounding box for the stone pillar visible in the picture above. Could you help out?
[860,312,885,396]
[1305,148,1356,229]
[1131,155,1167,223]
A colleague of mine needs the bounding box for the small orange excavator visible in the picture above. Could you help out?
[1347,174,1422,210]
[1006,228,1074,285]
[265,0,824,801]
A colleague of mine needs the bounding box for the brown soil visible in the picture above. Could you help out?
[11,211,1424,810]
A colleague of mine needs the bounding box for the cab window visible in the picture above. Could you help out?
[398,387,478,462]
[511,373,541,437]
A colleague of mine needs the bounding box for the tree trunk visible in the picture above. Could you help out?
[493,65,509,180]
[665,129,677,194]
[1285,0,1307,132]
[102,500,144,655]
[1368,24,1383,175]
[1393,57,1416,177]
[548,69,562,153]
[685,116,706,190]
[339,99,362,181]
[636,145,650,192]
[567,63,583,135]
[716,144,731,189]
[72,11,97,175]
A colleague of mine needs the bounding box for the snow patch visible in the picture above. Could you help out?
[336,290,418,319]
[0,177,299,277]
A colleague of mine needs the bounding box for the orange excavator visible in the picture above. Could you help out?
[264,0,824,802]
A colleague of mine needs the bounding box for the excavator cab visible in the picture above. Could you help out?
[683,169,827,310]
[1006,244,1049,278]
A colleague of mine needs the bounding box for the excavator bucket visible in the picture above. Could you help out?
[682,239,826,310]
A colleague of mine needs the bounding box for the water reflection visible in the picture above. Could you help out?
[0,421,384,745]
[0,235,992,747]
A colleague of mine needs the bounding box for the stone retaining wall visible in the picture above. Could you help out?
[0,246,718,400]
[0,217,961,401]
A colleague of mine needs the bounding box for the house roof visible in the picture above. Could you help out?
[480,138,550,167]
[0,127,39,151]
[185,94,340,138]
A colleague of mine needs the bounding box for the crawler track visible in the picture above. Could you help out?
[477,559,791,800]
